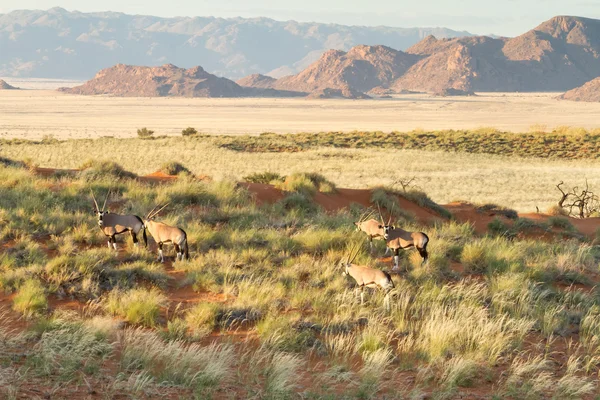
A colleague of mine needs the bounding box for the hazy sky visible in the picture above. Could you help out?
[1,0,599,36]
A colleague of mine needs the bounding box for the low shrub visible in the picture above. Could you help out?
[160,161,192,176]
[137,127,154,138]
[181,127,198,136]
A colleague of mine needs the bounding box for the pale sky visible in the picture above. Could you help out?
[1,0,599,36]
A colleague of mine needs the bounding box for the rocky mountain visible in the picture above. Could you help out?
[58,63,305,97]
[0,79,19,89]
[0,7,472,80]
[558,77,600,102]
[238,16,600,95]
[392,16,600,92]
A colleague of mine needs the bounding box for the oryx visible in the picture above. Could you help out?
[91,190,147,250]
[341,242,395,311]
[378,205,429,271]
[143,204,189,263]
[354,208,387,252]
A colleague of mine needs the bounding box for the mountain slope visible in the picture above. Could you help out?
[559,77,600,102]
[0,8,472,80]
[392,16,600,92]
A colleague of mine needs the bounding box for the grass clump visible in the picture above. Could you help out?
[547,216,575,231]
[12,279,47,317]
[185,302,220,335]
[160,161,192,176]
[79,159,137,180]
[276,172,336,195]
[476,203,518,219]
[243,171,285,185]
[105,288,166,327]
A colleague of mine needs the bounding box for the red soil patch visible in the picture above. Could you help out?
[140,170,178,182]
[241,183,444,224]
[445,202,510,234]
[240,182,285,205]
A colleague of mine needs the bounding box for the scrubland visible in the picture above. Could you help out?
[1,129,600,211]
[0,160,600,399]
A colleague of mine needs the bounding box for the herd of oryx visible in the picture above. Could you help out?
[91,191,429,311]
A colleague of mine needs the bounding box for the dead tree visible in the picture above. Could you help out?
[393,177,417,192]
[556,180,599,218]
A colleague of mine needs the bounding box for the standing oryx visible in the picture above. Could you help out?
[91,190,147,250]
[354,209,387,253]
[378,206,429,271]
[341,242,395,311]
[143,204,189,263]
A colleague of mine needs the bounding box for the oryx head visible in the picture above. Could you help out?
[377,203,394,240]
[340,242,361,276]
[144,203,169,228]
[91,190,109,228]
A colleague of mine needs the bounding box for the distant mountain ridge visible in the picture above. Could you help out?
[0,7,473,80]
[238,15,600,95]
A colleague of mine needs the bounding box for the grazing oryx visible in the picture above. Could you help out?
[91,190,147,250]
[378,206,429,271]
[354,209,387,252]
[341,242,395,311]
[143,204,189,263]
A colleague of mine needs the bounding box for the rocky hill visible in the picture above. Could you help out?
[58,64,305,98]
[558,77,600,102]
[0,79,19,90]
[239,16,600,95]
[0,8,471,80]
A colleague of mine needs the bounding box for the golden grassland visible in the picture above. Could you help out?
[3,90,600,139]
[2,135,600,212]
[0,164,600,399]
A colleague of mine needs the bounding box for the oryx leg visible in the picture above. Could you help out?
[360,286,365,306]
[393,249,400,271]
[174,243,182,261]
[368,236,374,253]
[384,246,391,256]
[158,242,164,263]
[418,247,429,265]
[109,235,118,251]
[130,230,139,247]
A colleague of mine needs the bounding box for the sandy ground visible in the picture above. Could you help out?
[2,90,600,139]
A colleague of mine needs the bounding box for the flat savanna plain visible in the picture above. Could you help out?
[3,90,600,139]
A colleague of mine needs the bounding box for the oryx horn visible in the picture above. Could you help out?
[90,190,100,211]
[148,203,170,220]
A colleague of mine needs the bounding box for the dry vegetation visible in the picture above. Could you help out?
[1,132,600,212]
[0,160,600,399]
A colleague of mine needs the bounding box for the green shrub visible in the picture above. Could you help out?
[547,216,574,231]
[476,204,518,220]
[277,192,319,214]
[181,127,198,136]
[13,279,47,317]
[137,127,154,138]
